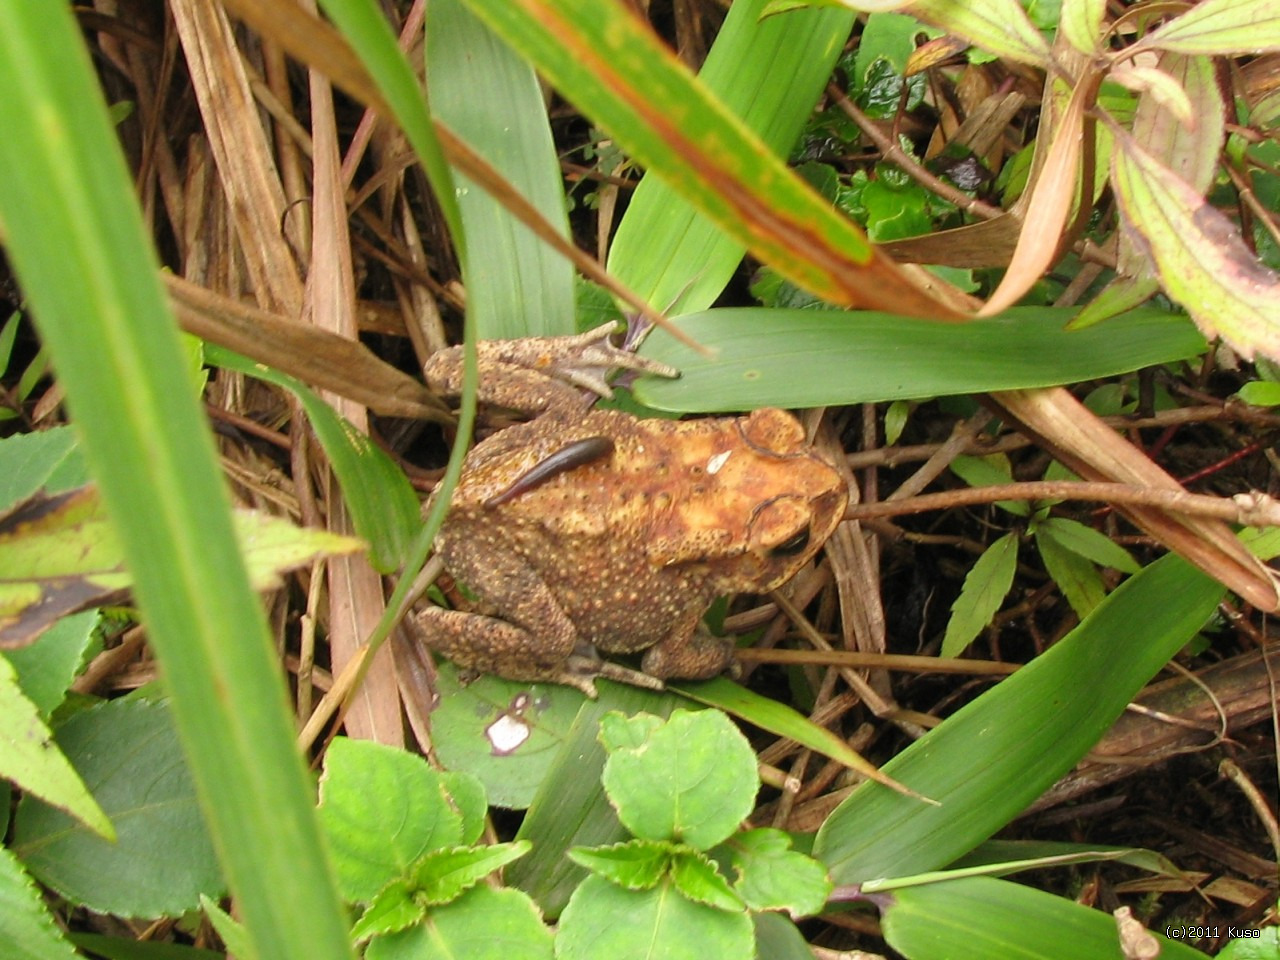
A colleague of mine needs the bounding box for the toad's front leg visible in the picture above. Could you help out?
[421,321,678,416]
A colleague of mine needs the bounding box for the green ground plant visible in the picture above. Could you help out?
[0,1,1277,958]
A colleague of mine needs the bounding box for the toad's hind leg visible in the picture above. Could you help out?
[414,544,601,695]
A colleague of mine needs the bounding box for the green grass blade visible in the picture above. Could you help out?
[462,0,949,316]
[607,0,854,314]
[427,0,575,339]
[0,4,353,958]
[813,553,1224,883]
[881,875,1209,959]
[318,0,463,255]
[635,306,1207,411]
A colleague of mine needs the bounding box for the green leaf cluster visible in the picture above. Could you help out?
[316,737,551,957]
[561,710,831,960]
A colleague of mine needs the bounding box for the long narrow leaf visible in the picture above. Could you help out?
[463,0,957,317]
[813,553,1224,883]
[427,0,575,338]
[635,305,1206,411]
[0,4,353,958]
[608,0,855,314]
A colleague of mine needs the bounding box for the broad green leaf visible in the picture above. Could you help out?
[429,663,589,810]
[506,685,676,916]
[13,698,221,917]
[1218,927,1280,960]
[427,0,573,338]
[599,709,758,850]
[941,532,1019,658]
[556,874,753,960]
[752,912,816,960]
[568,839,672,890]
[813,553,1223,883]
[670,849,744,912]
[1238,380,1280,407]
[0,0,353,950]
[1111,125,1280,362]
[1035,516,1139,574]
[634,306,1206,412]
[608,0,855,314]
[366,885,553,960]
[723,828,832,917]
[1034,525,1108,619]
[881,875,1208,959]
[0,655,112,840]
[0,427,80,512]
[1143,0,1280,56]
[207,345,416,572]
[0,828,82,960]
[317,737,486,902]
[464,0,950,317]
[675,676,926,799]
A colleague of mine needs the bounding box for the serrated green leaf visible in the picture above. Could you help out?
[0,843,81,960]
[0,486,361,650]
[941,531,1019,658]
[3,608,98,717]
[670,850,744,912]
[725,828,832,917]
[351,880,425,943]
[1035,525,1109,618]
[568,839,672,890]
[600,710,758,850]
[1036,517,1140,574]
[0,655,112,840]
[12,698,221,917]
[412,842,531,905]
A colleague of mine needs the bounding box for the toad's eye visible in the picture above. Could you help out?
[771,529,810,557]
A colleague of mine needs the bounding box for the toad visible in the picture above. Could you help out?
[414,323,848,696]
